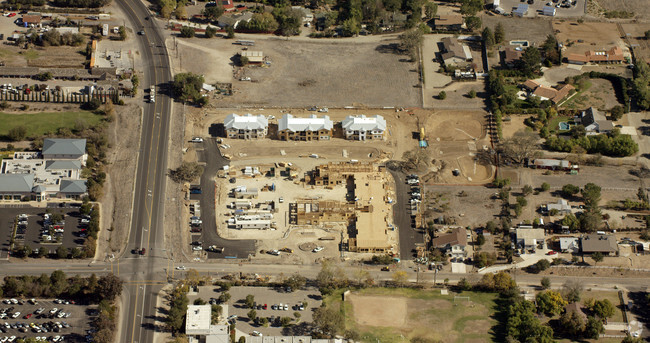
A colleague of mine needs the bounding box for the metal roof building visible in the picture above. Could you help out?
[42,138,87,159]
[0,174,34,193]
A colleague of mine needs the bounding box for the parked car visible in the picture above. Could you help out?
[191,137,203,143]
[312,246,324,253]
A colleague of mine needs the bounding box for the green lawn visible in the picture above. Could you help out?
[0,111,103,138]
[547,115,574,135]
[327,288,498,343]
[20,49,39,60]
[581,290,625,323]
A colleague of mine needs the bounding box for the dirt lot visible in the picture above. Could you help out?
[620,23,650,62]
[561,78,621,110]
[172,35,421,107]
[480,16,553,45]
[591,0,650,20]
[553,21,628,58]
[421,110,494,184]
[346,288,496,343]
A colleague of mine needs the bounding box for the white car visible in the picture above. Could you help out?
[11,312,19,319]
[175,266,187,270]
[251,331,262,337]
[312,247,324,253]
[191,137,203,143]
[7,336,15,342]
[283,304,288,311]
[318,107,328,112]
[49,308,58,315]
[192,246,203,251]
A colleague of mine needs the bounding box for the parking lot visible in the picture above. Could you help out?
[189,286,321,336]
[0,204,88,258]
[498,0,585,17]
[0,297,96,342]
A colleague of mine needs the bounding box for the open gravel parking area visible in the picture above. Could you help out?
[0,298,96,342]
[498,0,585,17]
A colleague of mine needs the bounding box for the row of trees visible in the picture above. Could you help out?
[2,271,122,301]
[51,0,110,7]
[545,130,639,157]
[40,30,85,47]
[633,60,650,110]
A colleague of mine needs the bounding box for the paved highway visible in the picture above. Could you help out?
[113,0,172,341]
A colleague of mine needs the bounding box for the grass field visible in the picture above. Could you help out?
[0,111,103,138]
[327,288,498,343]
[581,290,625,323]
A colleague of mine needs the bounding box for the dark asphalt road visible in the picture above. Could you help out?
[389,169,425,260]
[196,138,256,259]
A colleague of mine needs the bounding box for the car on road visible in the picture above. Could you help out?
[207,246,224,253]
[175,266,186,270]
[546,251,557,255]
[312,246,324,252]
[227,315,237,322]
[7,13,16,17]
[140,248,146,255]
[318,107,328,112]
[192,246,203,251]
[251,331,262,336]
[191,137,203,143]
[138,30,145,35]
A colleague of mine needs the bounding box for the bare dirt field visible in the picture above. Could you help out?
[348,295,408,327]
[480,16,553,45]
[173,35,421,107]
[592,0,650,21]
[421,110,494,184]
[620,23,650,62]
[553,21,626,56]
[562,78,621,110]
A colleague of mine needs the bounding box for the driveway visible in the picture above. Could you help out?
[625,112,650,168]
[195,138,256,259]
[422,34,452,89]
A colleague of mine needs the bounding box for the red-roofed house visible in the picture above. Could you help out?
[221,0,234,10]
[523,80,575,104]
[567,46,625,65]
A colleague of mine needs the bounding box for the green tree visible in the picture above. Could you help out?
[391,270,408,286]
[584,315,604,339]
[97,274,123,301]
[8,126,27,141]
[205,25,217,38]
[398,28,424,62]
[245,294,255,308]
[561,184,580,198]
[621,335,645,343]
[179,26,195,38]
[610,105,625,121]
[506,300,555,342]
[464,16,482,31]
[56,246,68,259]
[313,307,344,336]
[476,252,496,268]
[203,5,224,21]
[581,183,601,211]
[536,290,567,316]
[424,1,437,18]
[494,23,505,43]
[118,26,127,40]
[559,308,586,338]
[476,233,485,246]
[247,309,257,321]
[460,0,483,16]
[591,299,615,321]
[172,72,204,103]
[468,89,477,98]
[482,27,495,48]
[540,182,550,192]
[225,25,235,38]
[579,211,601,233]
[645,30,650,40]
[519,46,542,75]
[438,91,447,100]
[283,274,306,291]
[540,277,551,289]
[561,213,579,231]
[341,18,360,36]
[535,259,550,272]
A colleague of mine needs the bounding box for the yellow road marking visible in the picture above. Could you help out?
[129,285,139,343]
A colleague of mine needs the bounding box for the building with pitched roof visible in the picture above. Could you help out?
[515,228,545,250]
[0,174,34,200]
[433,15,464,30]
[502,47,523,68]
[42,138,87,160]
[278,114,333,141]
[523,80,575,104]
[575,107,614,135]
[581,234,618,255]
[566,46,625,65]
[440,37,472,67]
[224,113,268,139]
[432,227,468,260]
[341,115,386,141]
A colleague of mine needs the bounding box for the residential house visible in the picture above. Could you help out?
[523,80,575,104]
[217,12,253,28]
[546,199,572,214]
[559,237,580,253]
[433,15,464,31]
[440,37,472,67]
[278,114,333,141]
[501,47,523,68]
[219,0,234,11]
[581,234,618,256]
[575,107,614,135]
[431,227,468,260]
[291,6,313,22]
[224,113,268,139]
[341,115,387,141]
[566,46,625,65]
[515,228,545,250]
[21,15,41,27]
